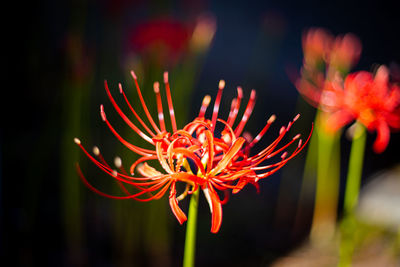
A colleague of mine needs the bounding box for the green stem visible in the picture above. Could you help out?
[310,119,341,243]
[339,122,367,267]
[343,122,367,214]
[183,188,200,267]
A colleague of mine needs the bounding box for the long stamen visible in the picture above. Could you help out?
[119,83,156,137]
[130,70,161,134]
[245,127,287,163]
[234,89,256,136]
[256,136,309,179]
[266,134,301,159]
[114,156,131,177]
[100,105,156,156]
[227,86,243,126]
[252,123,313,173]
[112,156,146,196]
[252,114,299,159]
[164,72,177,132]
[250,135,301,170]
[248,114,276,148]
[198,95,211,117]
[104,81,154,144]
[74,138,160,182]
[211,80,225,132]
[92,146,107,165]
[76,164,154,200]
[93,147,138,192]
[153,82,166,132]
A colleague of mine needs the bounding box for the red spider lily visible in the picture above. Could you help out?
[75,71,312,233]
[316,66,400,153]
[296,30,399,153]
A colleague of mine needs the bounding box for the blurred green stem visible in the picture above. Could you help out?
[339,122,366,267]
[310,114,341,244]
[183,188,200,267]
[343,122,366,214]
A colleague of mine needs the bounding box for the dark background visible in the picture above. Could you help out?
[3,0,400,266]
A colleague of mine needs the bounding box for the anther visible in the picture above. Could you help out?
[93,146,100,156]
[153,82,160,93]
[163,71,168,83]
[130,70,137,80]
[298,139,303,148]
[268,114,276,124]
[237,86,243,97]
[218,80,225,89]
[203,95,211,105]
[114,156,122,168]
[100,105,106,121]
[74,138,81,145]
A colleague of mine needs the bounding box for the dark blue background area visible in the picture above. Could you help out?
[3,0,399,266]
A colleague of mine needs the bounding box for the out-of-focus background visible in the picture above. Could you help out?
[3,0,400,266]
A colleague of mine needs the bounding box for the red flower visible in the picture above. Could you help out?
[296,28,400,153]
[75,71,311,233]
[127,18,192,64]
[320,66,400,153]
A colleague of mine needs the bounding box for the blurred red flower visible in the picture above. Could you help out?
[127,18,192,64]
[296,28,400,153]
[320,66,400,153]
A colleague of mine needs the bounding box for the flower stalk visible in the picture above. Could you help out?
[75,71,311,267]
[343,122,367,214]
[310,115,341,244]
[339,122,366,267]
[183,188,200,267]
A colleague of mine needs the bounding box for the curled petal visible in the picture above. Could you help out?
[208,186,223,233]
[210,137,246,176]
[372,120,390,154]
[232,178,247,194]
[169,182,187,224]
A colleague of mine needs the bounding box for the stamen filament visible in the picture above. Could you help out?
[153,82,166,132]
[104,81,154,144]
[100,105,156,156]
[234,90,256,136]
[131,70,161,134]
[119,83,156,137]
[164,72,178,132]
[227,86,243,126]
[211,80,225,132]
